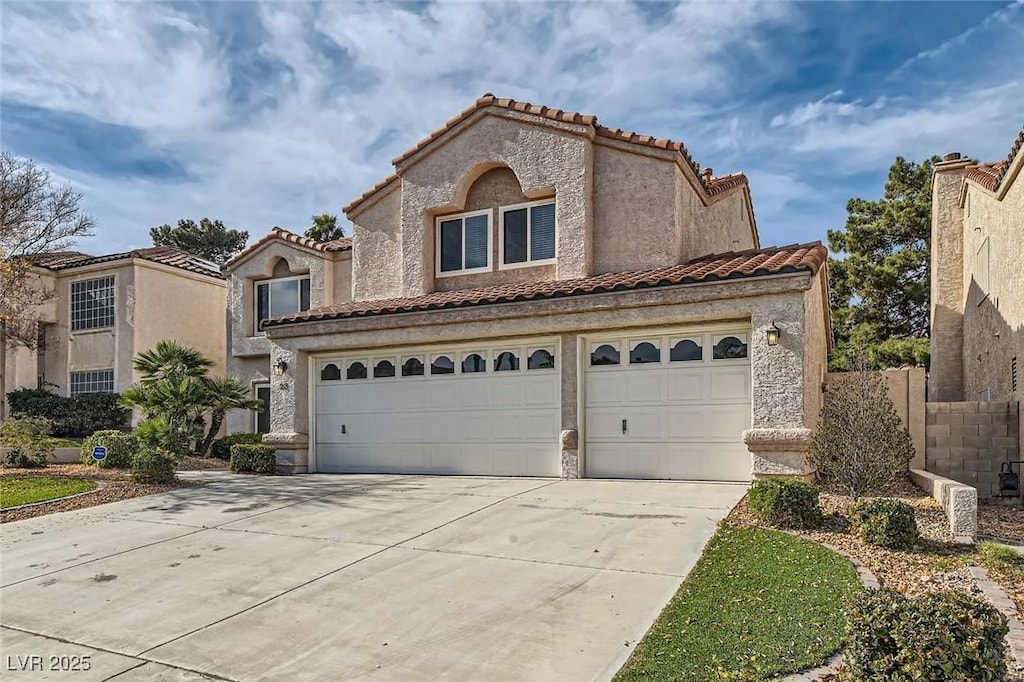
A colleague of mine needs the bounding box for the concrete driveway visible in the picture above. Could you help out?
[1,473,746,681]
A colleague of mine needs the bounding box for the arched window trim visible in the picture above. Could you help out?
[461,352,487,373]
[401,357,425,377]
[669,338,703,362]
[494,350,520,372]
[590,343,620,366]
[527,348,555,370]
[430,354,456,375]
[372,358,396,378]
[712,334,749,360]
[346,360,368,380]
[629,340,661,364]
[320,362,342,381]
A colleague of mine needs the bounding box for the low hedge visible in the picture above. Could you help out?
[849,498,919,549]
[211,432,264,460]
[1,416,55,468]
[747,478,823,528]
[131,449,176,484]
[843,589,1008,681]
[230,444,276,475]
[80,430,139,469]
[7,388,128,437]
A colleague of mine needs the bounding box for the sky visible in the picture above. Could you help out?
[1,0,1023,255]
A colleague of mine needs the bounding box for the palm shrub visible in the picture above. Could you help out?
[810,357,914,499]
[194,377,262,458]
[80,430,139,469]
[1,416,56,468]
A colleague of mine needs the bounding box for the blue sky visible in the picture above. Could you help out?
[2,1,1022,255]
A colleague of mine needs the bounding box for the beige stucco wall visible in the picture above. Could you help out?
[351,187,403,301]
[263,272,822,474]
[960,167,1024,405]
[689,186,756,258]
[133,261,227,378]
[225,355,270,434]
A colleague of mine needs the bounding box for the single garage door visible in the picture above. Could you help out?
[584,327,751,481]
[314,339,561,476]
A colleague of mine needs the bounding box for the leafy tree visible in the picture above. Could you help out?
[0,152,94,349]
[809,354,915,499]
[150,218,248,264]
[827,156,939,371]
[304,213,345,242]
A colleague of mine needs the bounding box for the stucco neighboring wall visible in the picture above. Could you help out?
[592,145,679,273]
[351,187,403,301]
[689,188,756,258]
[133,262,226,377]
[961,173,1024,405]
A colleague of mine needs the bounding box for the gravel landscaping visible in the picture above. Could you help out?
[0,464,197,523]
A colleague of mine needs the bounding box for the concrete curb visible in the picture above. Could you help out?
[778,539,879,681]
[968,565,1024,669]
[1,478,107,512]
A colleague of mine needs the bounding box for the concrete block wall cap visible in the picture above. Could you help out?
[262,432,309,446]
[742,428,813,444]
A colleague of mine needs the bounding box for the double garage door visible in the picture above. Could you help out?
[313,327,751,480]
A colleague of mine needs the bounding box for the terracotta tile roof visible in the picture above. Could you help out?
[964,125,1024,192]
[25,251,93,268]
[264,242,825,328]
[344,94,747,215]
[30,246,223,279]
[222,227,353,270]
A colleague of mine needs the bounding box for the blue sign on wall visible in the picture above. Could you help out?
[92,445,107,461]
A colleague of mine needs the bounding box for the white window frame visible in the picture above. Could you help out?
[70,275,116,332]
[253,381,271,433]
[435,209,492,277]
[498,199,557,270]
[253,274,311,336]
[69,369,115,397]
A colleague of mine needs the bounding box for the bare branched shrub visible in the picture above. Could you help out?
[810,358,914,499]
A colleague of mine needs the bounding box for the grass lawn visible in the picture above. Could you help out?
[615,526,862,682]
[51,437,84,448]
[1,476,97,509]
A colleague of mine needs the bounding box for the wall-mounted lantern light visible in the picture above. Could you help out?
[273,360,288,376]
[766,321,781,346]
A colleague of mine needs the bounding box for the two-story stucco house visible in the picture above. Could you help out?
[249,95,831,479]
[222,229,352,434]
[0,246,226,420]
[930,127,1024,454]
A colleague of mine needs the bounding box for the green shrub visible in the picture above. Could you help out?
[747,479,823,528]
[230,444,276,475]
[80,430,139,469]
[6,388,128,437]
[0,416,56,468]
[843,589,1008,682]
[130,449,176,484]
[211,432,264,460]
[849,499,919,549]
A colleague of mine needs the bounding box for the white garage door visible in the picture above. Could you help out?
[584,328,752,481]
[314,340,561,476]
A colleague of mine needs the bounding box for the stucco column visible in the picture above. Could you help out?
[264,342,310,474]
[559,333,579,478]
[929,154,970,401]
[743,300,814,479]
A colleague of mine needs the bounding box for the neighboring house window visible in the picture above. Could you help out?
[254,383,271,434]
[500,201,556,267]
[70,370,114,396]
[255,276,310,334]
[975,238,990,306]
[436,210,491,275]
[70,276,115,331]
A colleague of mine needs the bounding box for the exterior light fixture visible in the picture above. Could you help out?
[766,322,781,346]
[273,360,288,376]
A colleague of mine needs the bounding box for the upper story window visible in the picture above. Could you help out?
[255,276,310,334]
[71,276,115,331]
[70,369,114,396]
[500,200,555,268]
[437,209,491,276]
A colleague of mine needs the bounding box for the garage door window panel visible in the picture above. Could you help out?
[670,338,703,362]
[431,355,455,375]
[712,335,748,360]
[373,359,396,379]
[462,353,486,373]
[402,357,425,377]
[346,361,368,380]
[437,210,491,276]
[494,351,520,371]
[528,348,555,370]
[629,341,661,364]
[320,363,341,381]
[590,343,620,366]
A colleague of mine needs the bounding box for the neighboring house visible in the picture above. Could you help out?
[222,228,352,435]
[929,127,1024,463]
[0,246,226,420]
[250,94,831,479]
